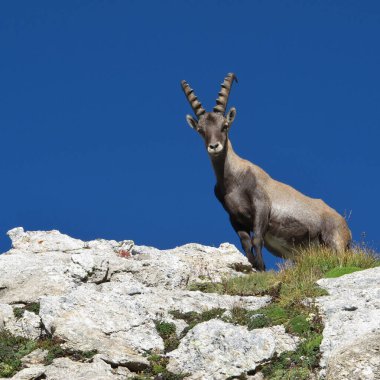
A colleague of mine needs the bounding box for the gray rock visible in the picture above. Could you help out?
[7,227,85,254]
[0,251,76,304]
[120,242,254,290]
[317,267,380,378]
[0,228,277,379]
[44,357,122,380]
[6,310,41,340]
[21,349,48,366]
[167,320,299,379]
[10,366,46,380]
[0,303,13,329]
[0,304,41,340]
[326,332,380,380]
[39,282,269,365]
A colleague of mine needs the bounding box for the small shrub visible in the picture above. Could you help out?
[132,354,189,380]
[13,302,40,319]
[0,331,37,377]
[12,308,25,319]
[36,337,97,365]
[170,308,226,336]
[172,245,378,379]
[287,315,311,335]
[154,321,179,352]
[262,330,323,379]
[25,302,40,315]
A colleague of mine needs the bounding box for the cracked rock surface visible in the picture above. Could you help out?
[317,267,380,379]
[3,228,378,379]
[167,321,299,379]
[0,228,278,379]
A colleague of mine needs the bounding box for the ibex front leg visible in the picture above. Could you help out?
[251,199,270,271]
[230,219,261,271]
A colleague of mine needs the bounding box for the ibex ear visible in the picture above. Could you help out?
[186,115,198,130]
[226,107,237,124]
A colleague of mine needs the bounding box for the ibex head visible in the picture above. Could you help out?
[181,73,238,157]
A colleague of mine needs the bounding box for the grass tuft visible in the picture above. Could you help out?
[154,321,180,352]
[13,302,40,319]
[0,331,36,377]
[0,331,97,378]
[169,308,225,336]
[324,266,363,278]
[132,353,189,380]
[184,245,378,379]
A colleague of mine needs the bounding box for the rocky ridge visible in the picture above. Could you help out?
[0,228,379,379]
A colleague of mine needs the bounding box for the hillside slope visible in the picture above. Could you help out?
[0,228,379,379]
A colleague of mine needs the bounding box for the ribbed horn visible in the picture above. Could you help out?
[181,80,206,118]
[213,73,238,114]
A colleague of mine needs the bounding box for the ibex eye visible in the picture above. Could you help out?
[222,123,229,131]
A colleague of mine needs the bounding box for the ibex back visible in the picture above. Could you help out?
[181,73,351,271]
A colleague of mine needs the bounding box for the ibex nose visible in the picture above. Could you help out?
[209,143,220,150]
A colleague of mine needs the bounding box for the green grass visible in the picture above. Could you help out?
[189,245,379,307]
[261,332,323,379]
[170,308,226,336]
[2,245,377,379]
[0,331,36,377]
[37,338,97,365]
[0,331,97,378]
[324,266,363,278]
[188,270,280,297]
[154,321,179,352]
[169,303,324,379]
[131,354,189,380]
[276,245,379,307]
[184,245,379,379]
[227,304,289,330]
[13,302,40,319]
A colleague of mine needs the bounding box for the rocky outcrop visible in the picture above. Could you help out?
[167,321,299,379]
[317,266,380,379]
[1,228,379,379]
[0,228,279,379]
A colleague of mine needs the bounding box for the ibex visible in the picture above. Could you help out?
[181,73,351,271]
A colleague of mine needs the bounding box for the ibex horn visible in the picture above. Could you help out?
[213,73,238,114]
[181,80,206,118]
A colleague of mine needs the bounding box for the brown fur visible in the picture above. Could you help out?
[182,75,351,271]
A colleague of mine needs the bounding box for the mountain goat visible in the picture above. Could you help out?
[181,73,351,271]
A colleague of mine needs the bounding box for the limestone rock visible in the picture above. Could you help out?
[6,310,41,340]
[10,366,46,380]
[7,227,85,254]
[21,349,48,366]
[0,228,288,379]
[167,320,299,379]
[43,357,119,380]
[326,332,380,380]
[317,266,380,378]
[39,282,269,364]
[119,242,253,290]
[0,250,76,304]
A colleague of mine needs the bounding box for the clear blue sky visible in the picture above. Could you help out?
[1,1,379,269]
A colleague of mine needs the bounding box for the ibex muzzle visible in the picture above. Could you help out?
[181,73,352,271]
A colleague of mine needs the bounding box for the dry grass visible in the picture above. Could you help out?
[180,245,379,379]
[188,244,379,307]
[275,245,379,306]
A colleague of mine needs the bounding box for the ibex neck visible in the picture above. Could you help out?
[210,140,242,189]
